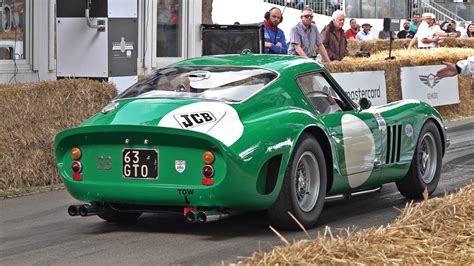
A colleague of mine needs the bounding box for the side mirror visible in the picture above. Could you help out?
[359,97,372,110]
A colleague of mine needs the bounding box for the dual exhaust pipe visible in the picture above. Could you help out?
[68,204,102,217]
[185,210,230,224]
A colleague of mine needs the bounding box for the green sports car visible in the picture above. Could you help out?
[55,53,448,230]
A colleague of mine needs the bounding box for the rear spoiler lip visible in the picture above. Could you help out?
[54,124,231,155]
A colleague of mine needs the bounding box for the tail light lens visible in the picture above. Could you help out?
[71,147,82,160]
[202,165,214,178]
[202,151,215,164]
[72,161,82,173]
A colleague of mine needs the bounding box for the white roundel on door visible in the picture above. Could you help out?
[158,102,244,146]
[342,114,375,188]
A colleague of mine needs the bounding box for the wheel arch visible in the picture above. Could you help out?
[300,126,334,193]
[425,117,446,156]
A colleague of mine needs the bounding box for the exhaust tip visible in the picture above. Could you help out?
[68,205,79,216]
[79,205,89,217]
[185,211,197,223]
[197,212,207,224]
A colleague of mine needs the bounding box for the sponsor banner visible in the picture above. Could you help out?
[332,71,388,106]
[401,65,460,107]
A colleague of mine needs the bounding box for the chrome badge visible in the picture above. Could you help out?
[175,160,186,174]
[96,156,112,170]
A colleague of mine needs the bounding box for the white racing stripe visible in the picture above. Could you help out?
[158,102,244,146]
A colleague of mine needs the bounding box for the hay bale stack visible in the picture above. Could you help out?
[347,38,474,56]
[326,47,474,118]
[0,80,116,190]
[240,183,474,264]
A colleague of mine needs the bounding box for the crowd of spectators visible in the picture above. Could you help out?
[261,6,473,62]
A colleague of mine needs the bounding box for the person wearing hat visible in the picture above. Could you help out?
[415,13,446,48]
[356,22,375,41]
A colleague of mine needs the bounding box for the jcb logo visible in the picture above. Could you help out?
[174,112,216,129]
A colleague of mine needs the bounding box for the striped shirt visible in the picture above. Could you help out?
[288,21,324,56]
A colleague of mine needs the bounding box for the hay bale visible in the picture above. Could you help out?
[347,38,474,56]
[0,79,116,190]
[240,183,474,264]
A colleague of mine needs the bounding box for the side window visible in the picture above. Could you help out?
[296,72,347,115]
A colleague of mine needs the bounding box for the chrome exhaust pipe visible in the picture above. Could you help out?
[78,204,102,217]
[67,205,82,216]
[185,210,199,223]
[196,210,230,224]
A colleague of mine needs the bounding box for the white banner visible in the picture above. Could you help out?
[332,71,388,106]
[401,65,460,107]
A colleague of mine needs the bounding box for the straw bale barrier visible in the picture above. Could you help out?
[347,37,474,56]
[240,183,474,264]
[0,80,116,190]
[326,47,474,119]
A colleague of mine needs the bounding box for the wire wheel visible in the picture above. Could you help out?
[417,132,438,184]
[294,151,321,212]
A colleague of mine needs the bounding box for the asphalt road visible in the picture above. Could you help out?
[1,118,473,265]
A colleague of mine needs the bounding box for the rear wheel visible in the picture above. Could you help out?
[268,133,327,230]
[396,121,442,199]
[98,203,142,223]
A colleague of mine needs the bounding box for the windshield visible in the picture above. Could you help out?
[116,66,278,102]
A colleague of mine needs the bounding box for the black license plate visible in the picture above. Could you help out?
[122,149,158,179]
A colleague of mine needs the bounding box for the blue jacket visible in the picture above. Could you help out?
[263,24,288,54]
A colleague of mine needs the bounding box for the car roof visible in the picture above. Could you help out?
[170,54,323,73]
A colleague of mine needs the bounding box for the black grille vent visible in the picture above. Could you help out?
[386,124,402,164]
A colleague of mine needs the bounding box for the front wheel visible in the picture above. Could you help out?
[396,121,442,199]
[268,133,327,230]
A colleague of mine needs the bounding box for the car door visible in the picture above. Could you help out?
[296,71,383,191]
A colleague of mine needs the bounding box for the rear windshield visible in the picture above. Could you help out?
[116,66,278,102]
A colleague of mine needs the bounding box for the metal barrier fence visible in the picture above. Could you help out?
[264,0,342,16]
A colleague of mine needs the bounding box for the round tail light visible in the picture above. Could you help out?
[202,151,215,164]
[202,165,214,178]
[71,147,82,160]
[72,161,82,173]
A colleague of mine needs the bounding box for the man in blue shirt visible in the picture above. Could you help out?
[262,7,288,54]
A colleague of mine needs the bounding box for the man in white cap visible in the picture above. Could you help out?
[415,13,446,48]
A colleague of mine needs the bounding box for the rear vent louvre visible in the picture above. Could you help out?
[386,124,402,164]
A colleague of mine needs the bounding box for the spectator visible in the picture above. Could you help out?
[436,56,474,78]
[295,0,305,10]
[321,10,348,62]
[467,22,474,37]
[262,7,288,54]
[288,7,331,62]
[457,21,467,38]
[440,20,461,38]
[415,13,446,49]
[398,19,416,39]
[410,13,421,33]
[346,18,359,40]
[330,0,341,12]
[356,23,375,41]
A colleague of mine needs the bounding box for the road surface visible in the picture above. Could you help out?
[1,119,473,265]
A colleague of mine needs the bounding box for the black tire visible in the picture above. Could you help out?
[396,121,442,199]
[98,203,142,223]
[268,133,327,230]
